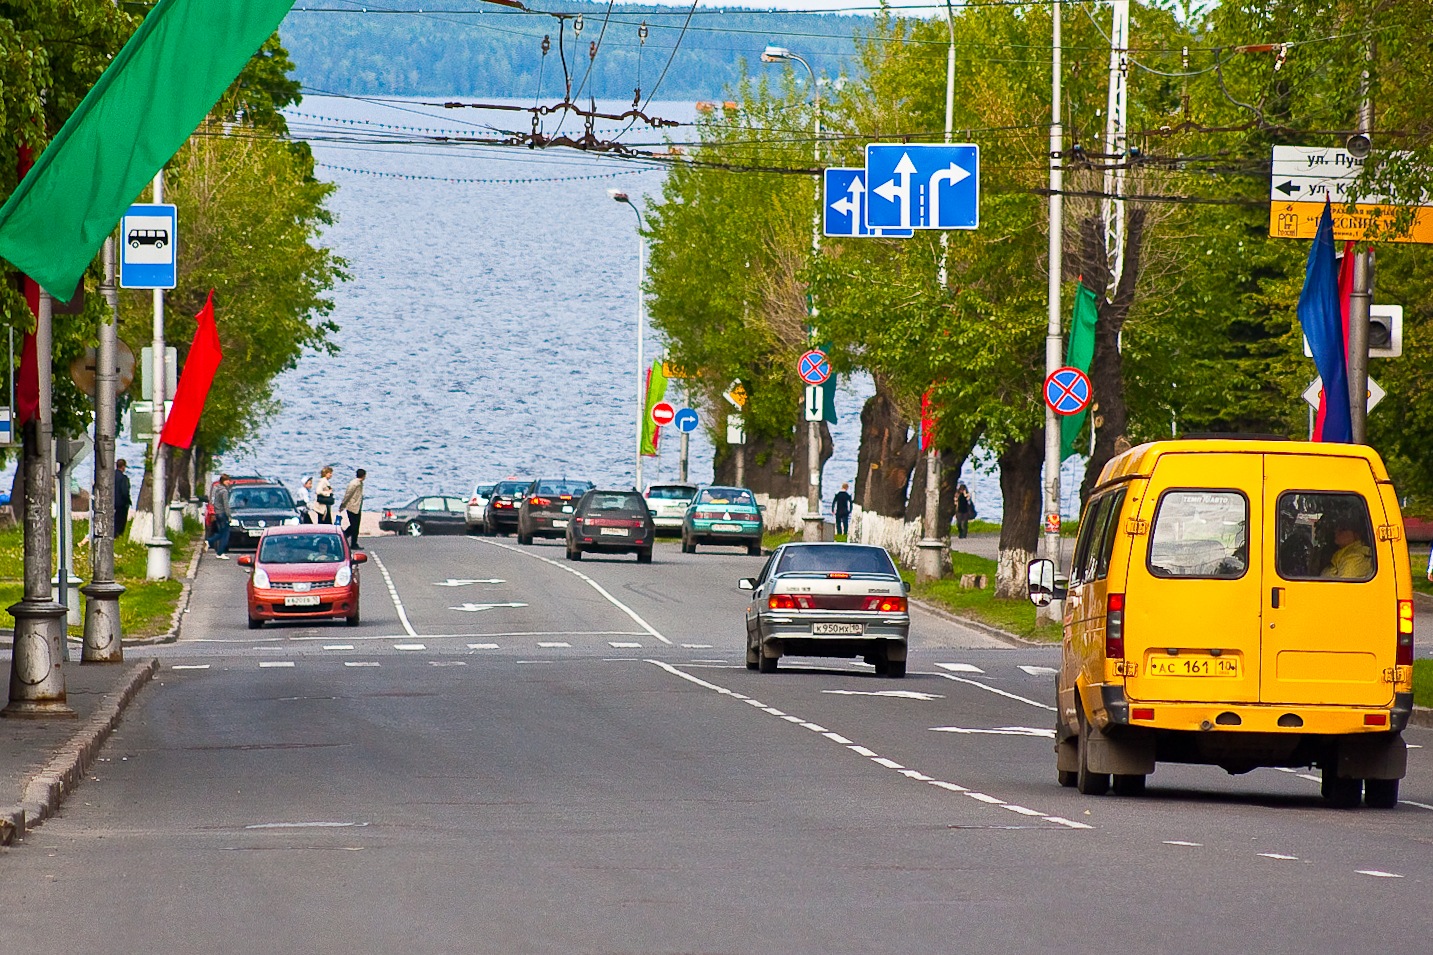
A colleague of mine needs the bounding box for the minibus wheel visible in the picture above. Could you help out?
[1076,705,1111,796]
[1364,778,1399,809]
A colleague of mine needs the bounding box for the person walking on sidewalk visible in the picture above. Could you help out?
[955,483,976,540]
[114,459,132,535]
[832,482,853,538]
[314,466,336,524]
[206,474,233,558]
[340,468,366,550]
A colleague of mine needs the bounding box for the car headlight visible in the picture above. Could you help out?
[253,567,270,589]
[283,516,300,525]
[334,564,352,588]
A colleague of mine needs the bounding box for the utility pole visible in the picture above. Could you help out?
[146,170,171,579]
[917,0,961,584]
[1347,42,1375,445]
[84,236,125,662]
[3,288,73,718]
[1039,0,1065,625]
[1103,0,1130,299]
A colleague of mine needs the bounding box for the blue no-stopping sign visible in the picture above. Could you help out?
[1044,367,1092,416]
[798,350,831,386]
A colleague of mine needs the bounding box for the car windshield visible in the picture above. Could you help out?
[587,492,647,515]
[258,533,345,563]
[697,488,754,506]
[229,487,294,510]
[647,486,695,500]
[535,480,591,497]
[775,545,898,577]
[493,481,528,496]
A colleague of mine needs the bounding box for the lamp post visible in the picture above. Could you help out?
[763,44,825,543]
[609,189,646,492]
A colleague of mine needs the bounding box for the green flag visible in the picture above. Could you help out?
[1059,282,1099,460]
[0,0,297,300]
[640,359,668,456]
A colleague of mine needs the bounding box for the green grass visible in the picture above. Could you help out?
[0,517,201,640]
[906,550,1063,643]
[1415,659,1433,709]
[762,529,797,551]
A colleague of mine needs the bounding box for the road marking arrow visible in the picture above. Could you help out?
[929,726,1056,738]
[1018,665,1057,676]
[435,578,504,587]
[450,602,528,612]
[822,689,944,701]
[874,152,918,227]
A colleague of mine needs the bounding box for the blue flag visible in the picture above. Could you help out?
[1297,202,1351,443]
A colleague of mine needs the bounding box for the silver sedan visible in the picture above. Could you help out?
[740,543,911,677]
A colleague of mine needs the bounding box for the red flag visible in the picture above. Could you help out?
[15,325,38,426]
[920,388,936,452]
[160,290,222,449]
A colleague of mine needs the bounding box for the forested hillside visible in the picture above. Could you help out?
[279,2,868,99]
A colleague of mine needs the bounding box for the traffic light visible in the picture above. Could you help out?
[1368,304,1402,359]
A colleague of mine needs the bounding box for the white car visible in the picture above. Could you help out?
[465,483,495,533]
[644,483,698,532]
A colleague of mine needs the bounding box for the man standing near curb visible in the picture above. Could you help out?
[340,468,366,551]
[206,473,232,559]
[114,459,132,535]
[832,482,853,538]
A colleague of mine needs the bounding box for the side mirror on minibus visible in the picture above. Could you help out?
[1026,558,1067,607]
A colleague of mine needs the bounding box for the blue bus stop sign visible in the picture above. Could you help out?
[119,203,177,290]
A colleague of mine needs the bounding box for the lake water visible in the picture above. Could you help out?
[107,94,1085,522]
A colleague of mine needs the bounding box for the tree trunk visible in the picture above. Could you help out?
[1076,209,1148,504]
[905,432,979,532]
[856,376,918,518]
[713,418,831,498]
[995,430,1044,599]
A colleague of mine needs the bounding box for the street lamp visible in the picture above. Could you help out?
[763,43,826,543]
[609,188,647,492]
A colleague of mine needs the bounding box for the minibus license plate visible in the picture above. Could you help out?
[284,595,321,607]
[813,622,864,635]
[1147,656,1239,677]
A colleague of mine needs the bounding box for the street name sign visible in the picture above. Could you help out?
[798,349,831,386]
[673,407,699,433]
[1044,367,1092,417]
[823,168,912,238]
[1302,375,1384,413]
[120,203,177,289]
[650,402,676,427]
[1269,145,1433,244]
[865,144,979,231]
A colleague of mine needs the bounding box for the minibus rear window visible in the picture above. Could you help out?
[1275,492,1375,582]
[1147,490,1249,579]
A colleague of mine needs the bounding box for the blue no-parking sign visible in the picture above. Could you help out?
[798,349,831,386]
[1044,367,1092,417]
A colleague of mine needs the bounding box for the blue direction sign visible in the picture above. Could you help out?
[823,168,913,238]
[798,349,831,386]
[865,144,979,231]
[120,203,177,290]
[673,407,700,433]
[1044,367,1092,417]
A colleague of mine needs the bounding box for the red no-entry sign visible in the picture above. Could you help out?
[650,402,676,426]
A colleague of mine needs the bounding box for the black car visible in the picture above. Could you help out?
[226,482,304,549]
[517,478,594,545]
[565,489,656,563]
[378,495,467,536]
[483,480,530,536]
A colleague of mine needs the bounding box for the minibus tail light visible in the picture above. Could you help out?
[1397,599,1414,667]
[1106,593,1125,660]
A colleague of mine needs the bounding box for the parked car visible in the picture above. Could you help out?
[227,482,304,549]
[645,483,698,533]
[465,483,496,533]
[565,488,656,563]
[483,479,531,536]
[682,485,764,556]
[740,542,911,677]
[378,495,467,536]
[238,524,366,628]
[518,478,594,545]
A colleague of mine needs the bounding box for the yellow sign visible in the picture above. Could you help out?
[1269,201,1433,244]
[662,361,689,379]
[723,379,748,409]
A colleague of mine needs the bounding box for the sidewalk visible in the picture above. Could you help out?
[0,656,157,846]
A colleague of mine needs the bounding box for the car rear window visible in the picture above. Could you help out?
[230,486,294,510]
[698,488,754,506]
[1275,492,1376,581]
[536,481,591,497]
[493,481,528,495]
[775,545,897,577]
[647,486,696,500]
[1147,489,1248,579]
[259,533,345,563]
[587,492,647,515]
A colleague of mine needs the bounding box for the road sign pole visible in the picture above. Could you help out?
[84,236,125,663]
[1039,0,1065,624]
[146,171,171,580]
[1348,54,1374,445]
[679,431,689,484]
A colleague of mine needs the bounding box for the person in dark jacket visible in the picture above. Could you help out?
[114,459,132,535]
[832,482,853,537]
[955,483,976,539]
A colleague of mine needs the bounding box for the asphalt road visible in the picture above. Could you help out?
[6,534,1433,954]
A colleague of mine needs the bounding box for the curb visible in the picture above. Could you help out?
[1409,707,1433,730]
[0,658,159,846]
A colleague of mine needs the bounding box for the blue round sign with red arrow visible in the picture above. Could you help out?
[1044,366,1092,417]
[798,349,832,386]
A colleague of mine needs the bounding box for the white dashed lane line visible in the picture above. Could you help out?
[258,661,295,668]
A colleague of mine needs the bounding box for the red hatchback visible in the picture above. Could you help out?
[238,525,366,628]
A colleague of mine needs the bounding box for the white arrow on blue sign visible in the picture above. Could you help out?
[673,407,700,433]
[823,168,913,238]
[865,144,979,231]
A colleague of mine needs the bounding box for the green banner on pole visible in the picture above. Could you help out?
[1059,282,1099,461]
